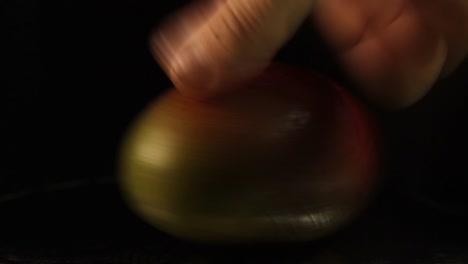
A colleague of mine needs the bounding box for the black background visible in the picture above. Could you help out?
[3,0,468,262]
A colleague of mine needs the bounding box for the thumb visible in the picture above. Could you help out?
[151,0,315,99]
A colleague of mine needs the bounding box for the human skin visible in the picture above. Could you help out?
[151,0,468,109]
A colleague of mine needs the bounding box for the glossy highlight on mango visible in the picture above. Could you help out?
[119,64,378,243]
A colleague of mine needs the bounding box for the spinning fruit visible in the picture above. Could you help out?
[119,64,378,243]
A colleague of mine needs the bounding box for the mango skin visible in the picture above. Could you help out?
[119,65,378,244]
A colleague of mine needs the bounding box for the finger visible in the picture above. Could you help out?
[151,0,316,99]
[414,0,468,77]
[313,0,467,109]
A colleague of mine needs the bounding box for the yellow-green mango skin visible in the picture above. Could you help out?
[119,65,377,244]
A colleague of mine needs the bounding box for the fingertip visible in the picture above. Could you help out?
[171,59,269,100]
[149,0,314,100]
[151,22,270,100]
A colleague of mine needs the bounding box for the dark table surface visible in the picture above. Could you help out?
[3,0,468,262]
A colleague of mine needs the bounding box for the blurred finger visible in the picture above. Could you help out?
[151,0,316,99]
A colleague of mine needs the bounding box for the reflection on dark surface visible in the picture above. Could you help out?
[0,181,467,263]
[3,0,468,262]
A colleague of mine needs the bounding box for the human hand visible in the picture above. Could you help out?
[151,0,468,109]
